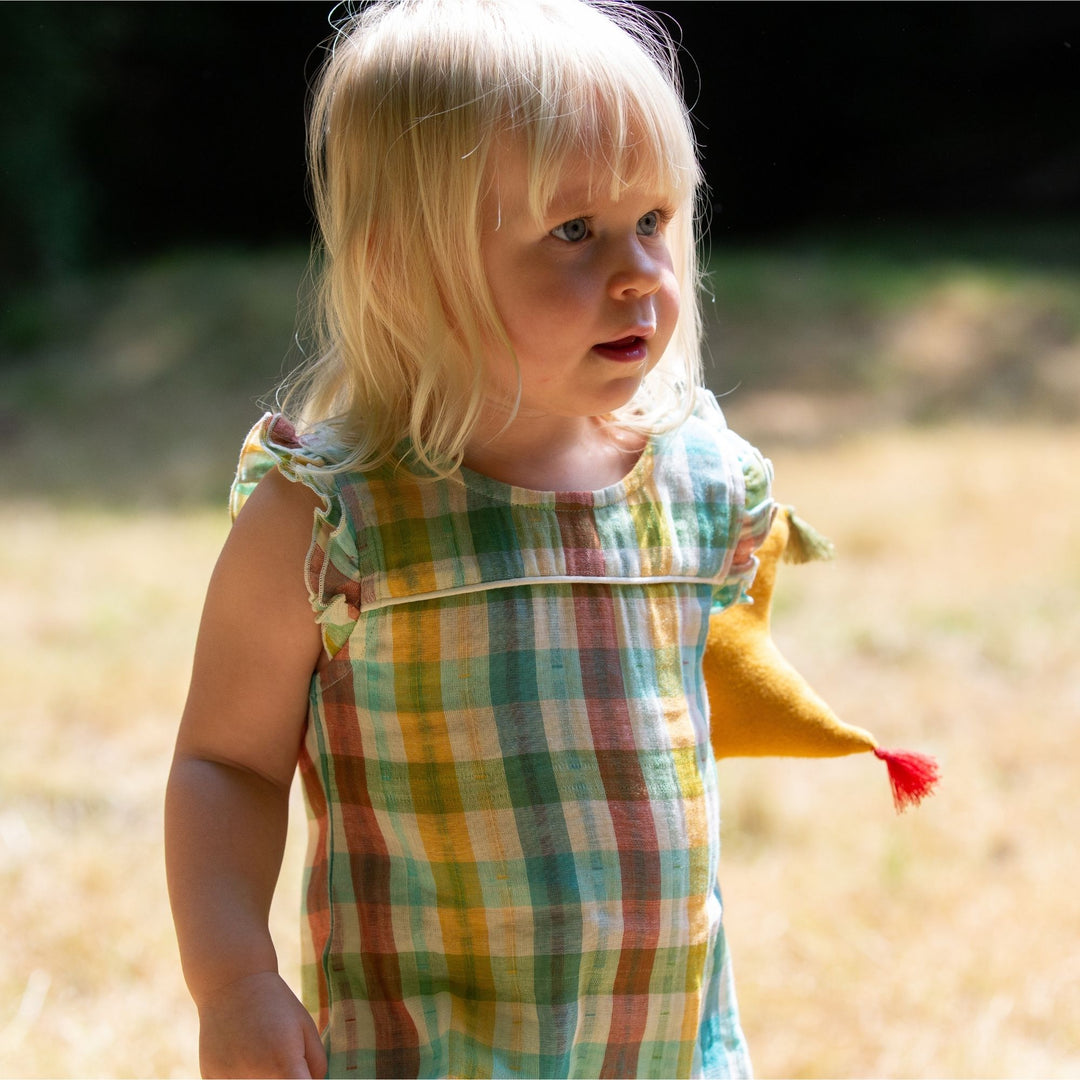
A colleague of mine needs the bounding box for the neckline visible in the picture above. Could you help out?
[454,436,659,508]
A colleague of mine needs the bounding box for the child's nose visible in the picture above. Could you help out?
[606,238,663,299]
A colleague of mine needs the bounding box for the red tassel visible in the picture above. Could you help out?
[873,747,940,813]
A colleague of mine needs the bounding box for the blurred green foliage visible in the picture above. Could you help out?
[0,248,310,506]
[3,3,1077,297]
[0,4,319,292]
[0,5,108,279]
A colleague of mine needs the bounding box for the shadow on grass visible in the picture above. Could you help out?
[703,218,1080,445]
[2,221,1079,508]
[1,248,311,510]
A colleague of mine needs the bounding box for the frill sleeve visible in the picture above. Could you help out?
[712,428,776,612]
[229,413,361,659]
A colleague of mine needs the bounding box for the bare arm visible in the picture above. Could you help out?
[165,468,328,1078]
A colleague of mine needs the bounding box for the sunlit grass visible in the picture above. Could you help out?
[1,235,1079,1076]
[718,424,1080,1077]
[3,423,1078,1076]
[0,505,308,1078]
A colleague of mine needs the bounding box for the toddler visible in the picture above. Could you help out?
[165,1,774,1076]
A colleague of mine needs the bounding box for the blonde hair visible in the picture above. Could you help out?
[283,0,704,474]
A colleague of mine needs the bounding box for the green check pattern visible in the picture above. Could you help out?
[231,391,773,1078]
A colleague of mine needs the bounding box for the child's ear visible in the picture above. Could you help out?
[704,506,939,812]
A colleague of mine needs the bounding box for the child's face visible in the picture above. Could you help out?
[479,148,680,426]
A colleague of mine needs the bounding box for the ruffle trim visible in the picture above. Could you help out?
[228,401,774,653]
[712,429,776,612]
[229,413,360,658]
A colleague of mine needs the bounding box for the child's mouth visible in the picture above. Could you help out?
[593,336,648,362]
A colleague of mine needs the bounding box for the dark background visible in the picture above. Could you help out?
[1,1,1078,288]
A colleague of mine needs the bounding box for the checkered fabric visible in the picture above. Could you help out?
[230,390,773,1079]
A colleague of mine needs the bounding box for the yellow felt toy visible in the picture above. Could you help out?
[704,506,939,812]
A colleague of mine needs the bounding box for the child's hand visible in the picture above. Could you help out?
[196,971,327,1079]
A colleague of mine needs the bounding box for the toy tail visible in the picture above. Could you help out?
[874,747,940,812]
[782,509,836,564]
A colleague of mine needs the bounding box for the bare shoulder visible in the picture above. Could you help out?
[213,467,325,634]
[230,465,325,558]
[177,468,325,787]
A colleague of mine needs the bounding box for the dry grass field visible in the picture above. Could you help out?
[2,239,1078,1077]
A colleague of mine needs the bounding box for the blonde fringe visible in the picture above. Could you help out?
[278,0,706,478]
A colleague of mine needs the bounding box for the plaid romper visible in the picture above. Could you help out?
[230,390,773,1079]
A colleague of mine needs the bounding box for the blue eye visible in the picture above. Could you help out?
[637,211,661,236]
[551,218,589,242]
